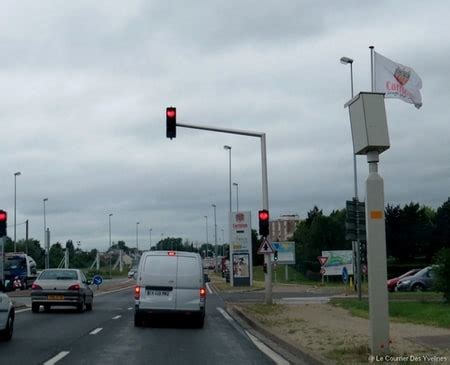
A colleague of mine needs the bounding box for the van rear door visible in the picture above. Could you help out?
[140,254,177,310]
[175,254,203,311]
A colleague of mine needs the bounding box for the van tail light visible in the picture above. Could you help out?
[134,286,141,300]
[32,283,42,290]
[200,287,206,298]
[68,284,80,291]
[168,251,176,256]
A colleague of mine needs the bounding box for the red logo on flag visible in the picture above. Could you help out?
[394,67,410,86]
[236,213,245,222]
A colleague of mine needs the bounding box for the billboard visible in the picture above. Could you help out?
[321,250,353,276]
[229,211,253,286]
[270,241,295,264]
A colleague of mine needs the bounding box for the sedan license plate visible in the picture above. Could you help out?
[146,290,169,297]
[48,295,64,300]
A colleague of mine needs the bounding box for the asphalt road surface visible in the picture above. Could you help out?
[0,287,283,365]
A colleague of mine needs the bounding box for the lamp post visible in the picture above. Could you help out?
[232,182,239,212]
[223,146,232,214]
[221,228,225,256]
[149,228,152,250]
[341,55,362,300]
[14,172,21,252]
[43,198,49,268]
[136,222,140,251]
[212,204,217,272]
[204,216,208,245]
[109,213,113,277]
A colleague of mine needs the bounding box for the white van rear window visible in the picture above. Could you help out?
[144,255,177,275]
[177,257,198,276]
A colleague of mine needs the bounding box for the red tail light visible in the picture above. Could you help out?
[134,286,141,300]
[32,283,42,290]
[200,287,206,298]
[168,251,176,256]
[68,284,80,291]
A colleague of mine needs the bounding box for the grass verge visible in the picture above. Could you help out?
[331,298,450,328]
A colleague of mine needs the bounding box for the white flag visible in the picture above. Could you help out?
[374,51,422,109]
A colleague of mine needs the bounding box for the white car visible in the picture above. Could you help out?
[0,292,14,341]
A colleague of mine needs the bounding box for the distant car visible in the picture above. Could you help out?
[387,269,421,292]
[30,269,94,313]
[0,292,14,341]
[128,269,137,279]
[396,266,435,292]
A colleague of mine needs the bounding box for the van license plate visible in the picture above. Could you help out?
[48,295,64,300]
[146,290,169,296]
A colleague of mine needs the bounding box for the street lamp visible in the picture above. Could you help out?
[43,198,49,269]
[221,228,225,256]
[233,182,239,212]
[109,213,113,277]
[136,222,140,250]
[149,228,152,250]
[204,216,208,245]
[14,172,21,252]
[223,146,232,213]
[212,204,217,271]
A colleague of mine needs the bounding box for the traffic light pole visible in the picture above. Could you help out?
[176,122,272,304]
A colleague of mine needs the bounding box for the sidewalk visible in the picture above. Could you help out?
[211,275,450,364]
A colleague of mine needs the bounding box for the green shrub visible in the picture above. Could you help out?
[433,248,450,303]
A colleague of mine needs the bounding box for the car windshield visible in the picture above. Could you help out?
[4,258,26,271]
[39,270,78,280]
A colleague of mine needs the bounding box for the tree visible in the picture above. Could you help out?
[49,242,64,268]
[433,248,450,303]
[433,199,450,254]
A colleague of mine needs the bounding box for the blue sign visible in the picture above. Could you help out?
[92,275,103,286]
[342,267,349,284]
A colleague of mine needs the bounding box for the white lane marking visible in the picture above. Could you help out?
[112,315,122,320]
[94,285,134,297]
[128,307,133,310]
[89,328,103,335]
[217,307,290,365]
[245,330,290,365]
[217,307,233,322]
[15,307,31,313]
[43,351,70,365]
[206,283,213,294]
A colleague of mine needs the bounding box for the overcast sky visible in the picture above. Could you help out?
[1,1,449,251]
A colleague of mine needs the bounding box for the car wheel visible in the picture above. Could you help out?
[0,311,14,341]
[134,313,144,327]
[77,298,85,313]
[412,283,425,292]
[86,301,93,311]
[31,303,40,313]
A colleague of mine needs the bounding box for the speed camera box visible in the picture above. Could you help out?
[345,92,390,155]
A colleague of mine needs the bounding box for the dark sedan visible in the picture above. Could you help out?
[31,269,93,313]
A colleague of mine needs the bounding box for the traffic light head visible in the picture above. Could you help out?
[0,210,7,237]
[166,107,176,139]
[274,250,278,261]
[258,209,269,237]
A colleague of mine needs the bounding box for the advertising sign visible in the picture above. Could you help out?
[321,250,353,276]
[229,211,252,287]
[271,242,295,264]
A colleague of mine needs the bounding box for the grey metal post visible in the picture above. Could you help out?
[25,219,29,255]
[285,264,288,281]
[366,150,390,354]
[65,249,69,268]
[212,204,218,272]
[149,228,152,250]
[14,172,21,252]
[136,222,140,250]
[43,198,48,269]
[96,251,100,271]
[46,228,50,268]
[109,213,113,277]
[233,182,239,211]
[204,216,208,245]
[119,250,123,272]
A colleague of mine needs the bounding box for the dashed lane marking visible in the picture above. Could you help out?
[43,351,70,365]
[112,315,122,320]
[206,282,213,294]
[89,328,103,335]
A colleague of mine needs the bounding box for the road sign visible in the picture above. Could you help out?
[342,267,349,284]
[92,275,103,286]
[257,239,274,254]
[320,268,326,275]
[345,200,367,242]
[317,256,328,266]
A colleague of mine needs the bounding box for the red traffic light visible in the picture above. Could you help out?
[0,210,7,222]
[258,210,269,221]
[166,108,176,118]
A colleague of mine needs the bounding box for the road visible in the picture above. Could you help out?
[0,287,284,365]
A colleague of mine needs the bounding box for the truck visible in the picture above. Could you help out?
[3,253,38,291]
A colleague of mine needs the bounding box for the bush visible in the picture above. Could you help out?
[433,248,450,303]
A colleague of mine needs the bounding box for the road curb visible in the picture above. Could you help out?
[227,304,326,365]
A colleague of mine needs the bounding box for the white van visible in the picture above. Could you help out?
[134,251,206,328]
